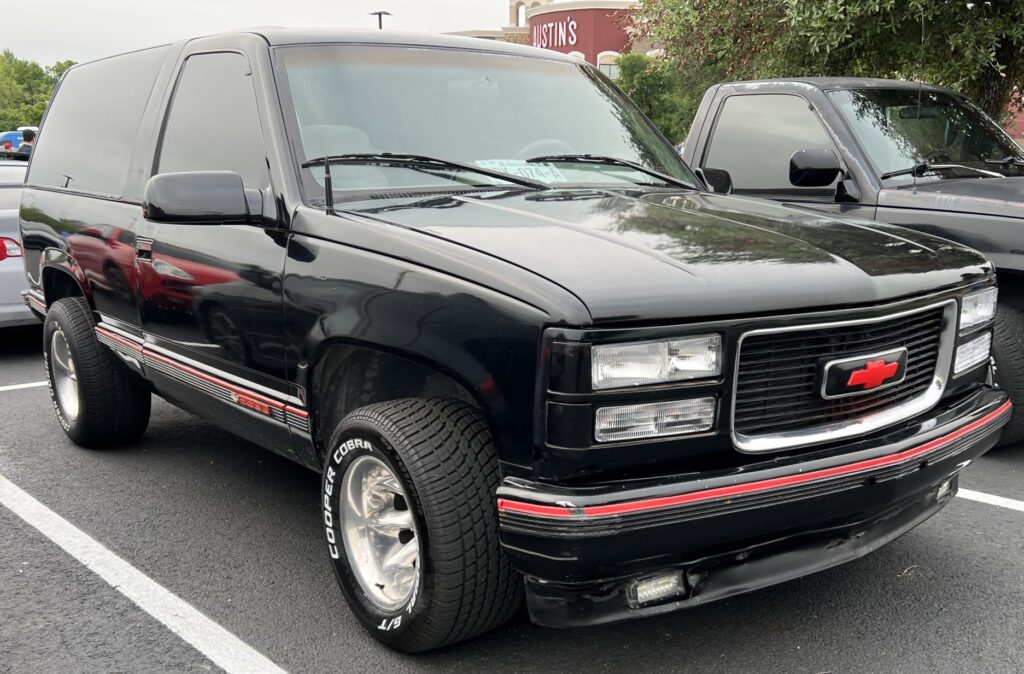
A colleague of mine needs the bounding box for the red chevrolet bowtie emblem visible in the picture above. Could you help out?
[847,359,900,390]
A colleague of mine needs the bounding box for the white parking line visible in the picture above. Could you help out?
[958,488,1024,513]
[0,475,289,674]
[0,381,47,392]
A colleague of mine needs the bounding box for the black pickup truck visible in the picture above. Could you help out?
[683,78,1023,445]
[20,33,1011,652]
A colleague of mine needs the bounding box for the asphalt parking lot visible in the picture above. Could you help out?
[3,323,1024,673]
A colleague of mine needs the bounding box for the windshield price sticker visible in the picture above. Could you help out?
[476,159,567,183]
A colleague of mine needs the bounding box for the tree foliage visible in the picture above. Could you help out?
[0,50,74,131]
[616,53,724,143]
[631,0,1024,122]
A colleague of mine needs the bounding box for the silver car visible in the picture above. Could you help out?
[0,159,34,328]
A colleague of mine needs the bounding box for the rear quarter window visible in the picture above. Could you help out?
[27,46,168,198]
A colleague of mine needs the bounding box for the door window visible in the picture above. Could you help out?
[157,52,269,188]
[703,94,839,195]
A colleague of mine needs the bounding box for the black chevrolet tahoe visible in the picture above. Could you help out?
[683,78,1024,445]
[20,31,1011,652]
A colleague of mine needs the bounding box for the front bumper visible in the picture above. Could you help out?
[498,388,1010,628]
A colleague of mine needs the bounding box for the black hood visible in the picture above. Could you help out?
[343,188,990,324]
[879,175,1024,219]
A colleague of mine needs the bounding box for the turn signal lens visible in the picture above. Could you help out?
[953,331,992,375]
[594,397,715,443]
[0,236,21,261]
[960,288,997,331]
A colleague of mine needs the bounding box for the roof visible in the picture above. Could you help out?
[244,27,577,62]
[723,76,957,94]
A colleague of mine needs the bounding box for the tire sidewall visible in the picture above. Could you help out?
[321,422,433,646]
[42,303,79,437]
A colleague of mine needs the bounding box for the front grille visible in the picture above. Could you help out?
[734,305,947,443]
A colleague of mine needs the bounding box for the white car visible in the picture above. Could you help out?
[0,159,33,328]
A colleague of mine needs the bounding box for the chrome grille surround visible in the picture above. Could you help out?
[731,299,957,453]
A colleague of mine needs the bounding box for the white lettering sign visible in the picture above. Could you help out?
[531,16,578,49]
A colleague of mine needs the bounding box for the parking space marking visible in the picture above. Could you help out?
[959,488,1024,513]
[0,381,47,393]
[0,474,289,674]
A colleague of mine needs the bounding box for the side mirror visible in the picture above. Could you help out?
[697,167,733,194]
[789,149,843,187]
[143,171,250,225]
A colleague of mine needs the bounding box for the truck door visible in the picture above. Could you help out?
[137,49,297,452]
[698,93,875,219]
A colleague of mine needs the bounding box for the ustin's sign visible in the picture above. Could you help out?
[531,16,578,49]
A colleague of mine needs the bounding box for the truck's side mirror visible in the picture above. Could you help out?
[789,149,843,187]
[143,171,250,225]
[697,167,733,194]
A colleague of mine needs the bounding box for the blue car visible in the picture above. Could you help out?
[0,130,23,150]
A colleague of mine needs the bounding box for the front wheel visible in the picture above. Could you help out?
[993,302,1024,446]
[321,398,521,652]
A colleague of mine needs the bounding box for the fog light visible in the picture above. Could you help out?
[953,331,992,375]
[594,397,715,443]
[630,572,685,605]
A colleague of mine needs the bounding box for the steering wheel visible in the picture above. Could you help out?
[922,149,951,164]
[514,138,576,161]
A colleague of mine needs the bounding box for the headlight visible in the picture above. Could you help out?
[591,334,722,390]
[960,287,998,330]
[954,331,992,375]
[594,397,716,442]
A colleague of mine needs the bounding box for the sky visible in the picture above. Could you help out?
[2,0,509,66]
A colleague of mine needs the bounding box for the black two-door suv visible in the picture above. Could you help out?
[20,31,1012,652]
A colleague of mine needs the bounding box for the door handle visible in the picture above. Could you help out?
[136,236,153,261]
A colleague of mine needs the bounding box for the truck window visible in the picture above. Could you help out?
[157,52,269,189]
[27,46,168,197]
[703,94,838,195]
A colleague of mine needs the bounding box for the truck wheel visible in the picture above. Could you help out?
[321,398,520,652]
[43,297,151,448]
[993,302,1024,446]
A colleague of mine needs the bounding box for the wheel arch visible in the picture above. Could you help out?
[41,262,92,309]
[308,341,485,467]
[995,268,1024,311]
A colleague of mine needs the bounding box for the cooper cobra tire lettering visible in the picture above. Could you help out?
[319,398,520,653]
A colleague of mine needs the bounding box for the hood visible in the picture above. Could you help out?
[343,188,990,324]
[879,176,1024,219]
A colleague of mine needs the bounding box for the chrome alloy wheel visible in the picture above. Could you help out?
[50,327,80,421]
[341,454,420,611]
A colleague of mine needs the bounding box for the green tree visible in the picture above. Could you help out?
[616,53,723,142]
[0,50,75,130]
[631,0,1024,120]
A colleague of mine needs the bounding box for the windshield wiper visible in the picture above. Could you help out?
[301,153,547,214]
[881,161,1003,181]
[525,154,696,189]
[984,155,1024,168]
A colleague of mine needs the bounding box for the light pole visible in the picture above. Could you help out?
[370,10,392,30]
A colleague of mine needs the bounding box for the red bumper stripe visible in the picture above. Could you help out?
[498,400,1012,520]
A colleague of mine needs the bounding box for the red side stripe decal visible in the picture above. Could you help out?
[498,400,1012,520]
[95,326,144,353]
[95,325,308,416]
[145,351,287,411]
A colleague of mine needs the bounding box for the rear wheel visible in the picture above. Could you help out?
[43,297,151,448]
[993,302,1024,446]
[321,398,521,652]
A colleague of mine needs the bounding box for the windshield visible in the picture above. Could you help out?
[829,88,1024,183]
[274,45,695,200]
